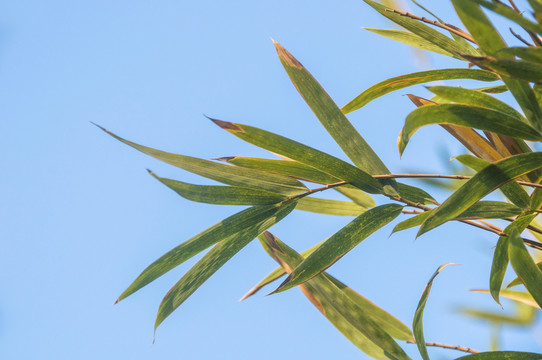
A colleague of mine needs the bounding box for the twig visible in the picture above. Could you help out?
[407,340,479,354]
[373,173,542,189]
[510,27,534,46]
[385,9,476,44]
[508,0,542,46]
[280,181,347,204]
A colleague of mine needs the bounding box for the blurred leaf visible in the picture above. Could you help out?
[419,153,542,236]
[426,86,525,122]
[259,232,411,359]
[472,289,541,309]
[490,214,537,306]
[509,229,542,308]
[342,69,499,114]
[116,204,295,302]
[508,261,542,288]
[154,202,296,329]
[96,124,306,196]
[296,197,369,216]
[210,119,383,194]
[273,40,397,195]
[471,0,542,35]
[413,263,456,360]
[454,155,531,209]
[364,28,458,58]
[498,47,542,64]
[273,204,404,293]
[456,351,542,359]
[150,171,286,205]
[399,104,542,155]
[336,186,377,208]
[463,55,542,83]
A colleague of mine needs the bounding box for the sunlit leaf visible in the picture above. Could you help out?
[471,0,542,35]
[456,351,542,359]
[413,263,456,360]
[507,262,542,288]
[509,229,542,308]
[471,289,541,309]
[154,202,296,329]
[342,69,499,114]
[273,204,403,293]
[463,55,542,83]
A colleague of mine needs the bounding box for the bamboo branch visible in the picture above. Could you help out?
[510,27,534,47]
[407,340,479,354]
[385,9,476,43]
[373,173,542,189]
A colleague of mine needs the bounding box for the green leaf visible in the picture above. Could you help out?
[335,186,377,208]
[498,47,542,64]
[456,351,542,359]
[273,204,404,293]
[149,171,286,205]
[454,155,531,209]
[463,55,542,83]
[396,183,438,205]
[364,28,458,58]
[296,197,369,216]
[419,153,542,236]
[210,120,383,194]
[259,232,411,360]
[413,263,456,360]
[509,229,542,308]
[116,204,294,302]
[392,211,430,233]
[273,40,397,195]
[474,84,509,93]
[472,289,541,309]
[95,124,306,196]
[507,262,542,288]
[342,69,499,114]
[154,201,296,329]
[490,214,537,306]
[471,0,542,35]
[426,86,525,122]
[399,104,542,155]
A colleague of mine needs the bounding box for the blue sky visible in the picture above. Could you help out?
[2,1,541,359]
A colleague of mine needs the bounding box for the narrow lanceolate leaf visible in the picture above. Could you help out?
[472,289,541,309]
[490,214,536,306]
[154,201,296,329]
[273,40,396,194]
[472,0,542,35]
[116,204,294,302]
[426,86,525,122]
[364,28,458,58]
[413,264,456,360]
[454,155,531,209]
[210,120,383,194]
[498,47,542,65]
[96,124,306,196]
[509,229,542,308]
[463,55,542,83]
[342,69,499,114]
[399,104,542,155]
[456,351,542,359]
[396,183,437,205]
[149,171,285,205]
[507,262,542,288]
[259,232,411,360]
[419,153,542,236]
[362,0,479,58]
[273,204,404,293]
[296,197,368,216]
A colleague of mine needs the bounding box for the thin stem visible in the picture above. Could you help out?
[508,0,542,46]
[510,27,534,47]
[373,173,542,189]
[407,340,479,354]
[280,181,347,204]
[385,9,476,43]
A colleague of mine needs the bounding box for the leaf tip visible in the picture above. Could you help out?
[209,117,244,132]
[213,156,235,162]
[272,40,303,69]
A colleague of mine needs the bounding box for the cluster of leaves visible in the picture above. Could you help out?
[100,0,542,359]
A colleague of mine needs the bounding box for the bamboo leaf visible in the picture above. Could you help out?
[498,47,542,64]
[471,0,542,35]
[273,204,404,293]
[419,153,542,236]
[396,183,438,205]
[95,124,306,196]
[463,55,542,83]
[342,69,499,114]
[509,229,542,308]
[335,187,377,208]
[364,28,458,58]
[456,351,542,359]
[273,40,397,195]
[399,104,542,155]
[149,171,286,205]
[296,197,369,216]
[507,262,542,288]
[116,204,294,302]
[210,119,383,194]
[471,289,541,309]
[154,202,296,329]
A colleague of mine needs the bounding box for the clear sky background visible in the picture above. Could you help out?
[2,1,541,359]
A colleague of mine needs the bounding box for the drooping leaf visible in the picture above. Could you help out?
[456,351,542,359]
[419,152,542,236]
[396,182,438,205]
[296,197,369,216]
[507,262,542,288]
[399,104,542,155]
[116,204,294,302]
[413,263,456,360]
[273,40,397,195]
[210,119,383,194]
[149,171,286,205]
[96,124,306,196]
[154,201,296,329]
[508,229,542,308]
[273,204,404,293]
[342,69,499,114]
[259,232,411,360]
[471,0,542,35]
[471,289,541,309]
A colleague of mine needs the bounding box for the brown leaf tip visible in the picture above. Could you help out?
[272,39,303,69]
[213,156,235,162]
[210,118,244,132]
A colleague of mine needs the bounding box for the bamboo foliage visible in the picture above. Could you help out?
[101,0,542,358]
